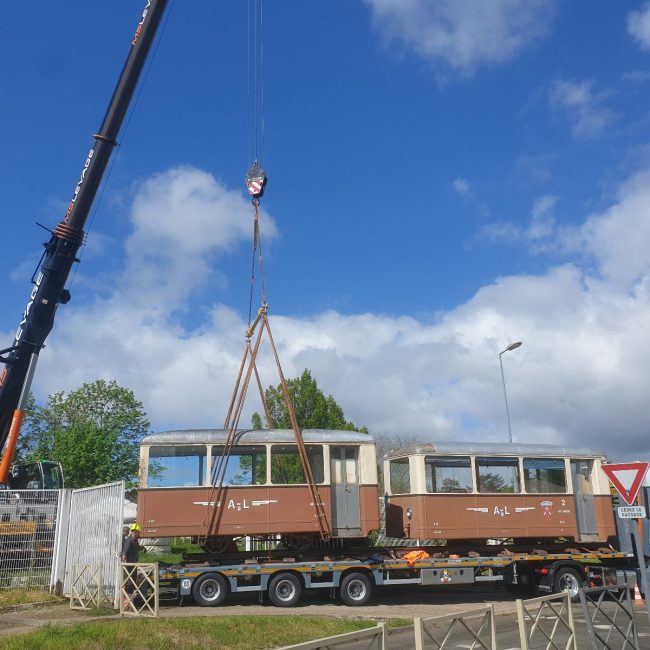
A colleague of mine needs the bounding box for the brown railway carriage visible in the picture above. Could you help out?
[138,429,380,547]
[384,441,617,544]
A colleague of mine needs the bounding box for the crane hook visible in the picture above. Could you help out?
[245,160,268,201]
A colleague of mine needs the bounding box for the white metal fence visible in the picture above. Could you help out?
[516,592,577,650]
[0,489,61,590]
[414,606,497,650]
[62,482,124,606]
[276,623,386,650]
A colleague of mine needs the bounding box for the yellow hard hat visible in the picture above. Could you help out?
[130,523,142,532]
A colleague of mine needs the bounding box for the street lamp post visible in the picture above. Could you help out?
[499,341,522,444]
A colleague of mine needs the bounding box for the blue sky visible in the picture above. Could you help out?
[2,1,650,462]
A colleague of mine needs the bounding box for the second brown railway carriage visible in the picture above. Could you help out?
[137,429,381,549]
[383,441,617,544]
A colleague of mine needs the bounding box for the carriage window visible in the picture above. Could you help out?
[212,446,266,485]
[148,445,206,487]
[523,458,566,493]
[331,447,358,484]
[271,445,324,484]
[476,457,520,493]
[389,458,410,494]
[425,456,473,493]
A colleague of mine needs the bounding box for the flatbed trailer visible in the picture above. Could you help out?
[159,548,636,607]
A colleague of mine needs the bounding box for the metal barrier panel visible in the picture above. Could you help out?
[275,623,385,650]
[414,606,497,650]
[70,563,104,610]
[516,592,577,650]
[0,489,60,590]
[578,586,641,650]
[120,562,159,617]
[63,481,124,606]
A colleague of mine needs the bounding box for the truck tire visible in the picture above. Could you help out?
[339,572,372,606]
[192,572,228,606]
[553,567,583,602]
[269,572,302,607]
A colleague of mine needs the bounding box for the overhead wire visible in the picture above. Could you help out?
[246,0,267,326]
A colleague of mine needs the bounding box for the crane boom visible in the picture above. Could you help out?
[0,0,169,477]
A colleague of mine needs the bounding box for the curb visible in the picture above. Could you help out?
[0,599,63,614]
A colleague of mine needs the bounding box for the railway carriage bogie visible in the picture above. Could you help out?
[201,536,234,555]
[268,571,303,607]
[282,533,317,551]
[192,572,228,607]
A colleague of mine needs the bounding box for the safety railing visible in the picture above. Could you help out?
[516,592,577,650]
[275,623,385,650]
[69,563,104,610]
[120,562,159,617]
[578,585,641,650]
[414,605,496,650]
[0,489,60,590]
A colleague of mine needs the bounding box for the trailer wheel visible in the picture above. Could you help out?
[553,567,583,602]
[269,572,302,607]
[339,572,372,606]
[192,572,228,606]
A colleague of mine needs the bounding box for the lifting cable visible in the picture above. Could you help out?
[198,1,331,544]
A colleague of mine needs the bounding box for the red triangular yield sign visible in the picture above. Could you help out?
[602,462,649,506]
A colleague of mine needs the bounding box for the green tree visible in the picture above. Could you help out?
[252,369,367,432]
[250,370,366,484]
[20,380,150,489]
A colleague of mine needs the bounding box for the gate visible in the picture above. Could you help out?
[0,489,61,590]
[63,481,124,606]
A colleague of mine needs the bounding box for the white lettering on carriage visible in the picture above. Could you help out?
[493,506,511,517]
[227,499,251,511]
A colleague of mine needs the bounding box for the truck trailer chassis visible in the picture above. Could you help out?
[159,549,636,608]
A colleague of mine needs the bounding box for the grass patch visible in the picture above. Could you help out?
[0,616,382,649]
[139,551,181,565]
[77,606,117,617]
[139,537,204,565]
[0,589,61,607]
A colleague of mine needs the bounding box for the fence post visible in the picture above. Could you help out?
[377,621,385,650]
[488,603,497,650]
[414,617,424,650]
[566,595,577,650]
[515,598,528,650]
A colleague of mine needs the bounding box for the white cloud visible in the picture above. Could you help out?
[120,167,276,314]
[479,194,557,249]
[558,169,650,289]
[549,79,616,139]
[628,2,650,50]
[19,164,650,464]
[364,0,553,76]
[452,177,490,217]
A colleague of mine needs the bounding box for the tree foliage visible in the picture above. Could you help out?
[17,380,150,489]
[249,370,366,484]
[252,369,367,432]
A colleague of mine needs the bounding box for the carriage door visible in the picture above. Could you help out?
[571,459,597,536]
[330,447,361,536]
